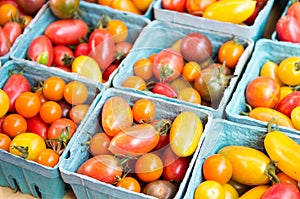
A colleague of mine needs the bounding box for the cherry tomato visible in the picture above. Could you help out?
[186,0,216,16]
[135,153,163,182]
[89,132,112,156]
[194,180,225,199]
[63,81,88,105]
[287,2,300,21]
[111,0,142,14]
[170,111,203,157]
[122,76,147,91]
[106,19,128,43]
[97,0,113,6]
[109,124,159,156]
[291,106,300,131]
[0,27,11,56]
[278,57,300,86]
[2,113,27,138]
[102,63,118,81]
[34,90,48,104]
[182,61,201,82]
[88,28,116,71]
[239,185,270,199]
[132,99,156,124]
[27,35,54,66]
[142,180,178,198]
[202,154,233,184]
[71,55,102,83]
[47,118,76,140]
[133,58,153,81]
[101,96,133,137]
[170,77,190,94]
[45,19,88,45]
[161,0,186,12]
[74,42,89,57]
[42,76,66,101]
[3,21,22,44]
[77,154,123,184]
[153,48,184,81]
[223,183,239,199]
[15,92,41,118]
[9,132,46,161]
[261,183,300,199]
[279,86,293,102]
[260,60,284,86]
[115,41,132,61]
[162,147,190,182]
[132,0,152,13]
[52,45,74,67]
[39,101,62,124]
[218,39,245,68]
[275,172,298,187]
[245,76,281,109]
[0,132,11,151]
[0,89,9,117]
[26,115,49,139]
[57,99,72,118]
[17,0,46,15]
[49,0,80,19]
[177,88,201,104]
[152,82,178,98]
[276,91,300,118]
[35,148,60,167]
[0,3,18,25]
[116,176,141,193]
[69,104,89,124]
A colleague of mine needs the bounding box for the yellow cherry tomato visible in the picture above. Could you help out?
[223,183,239,199]
[203,0,256,24]
[72,55,102,83]
[194,180,225,199]
[260,60,284,86]
[177,87,201,104]
[239,185,269,199]
[278,56,300,86]
[132,0,153,13]
[264,130,300,181]
[291,106,300,130]
[0,89,9,117]
[170,111,203,157]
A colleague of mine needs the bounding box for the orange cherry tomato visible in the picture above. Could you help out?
[0,4,18,25]
[132,99,156,124]
[177,87,201,104]
[0,133,11,151]
[63,81,88,105]
[69,104,90,124]
[116,176,141,193]
[15,92,41,118]
[122,76,147,91]
[182,61,201,82]
[97,0,113,6]
[39,101,62,124]
[106,19,128,43]
[2,114,28,138]
[132,0,153,13]
[218,39,245,68]
[42,76,66,101]
[89,132,112,156]
[133,58,153,81]
[135,153,163,182]
[36,148,60,168]
[111,0,142,14]
[275,172,298,187]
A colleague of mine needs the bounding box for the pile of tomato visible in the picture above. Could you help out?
[243,56,300,131]
[161,0,268,25]
[0,67,93,168]
[75,94,204,198]
[0,0,46,57]
[84,0,153,15]
[121,32,245,109]
[194,129,300,199]
[276,1,300,43]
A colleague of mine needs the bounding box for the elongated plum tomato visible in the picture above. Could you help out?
[77,154,123,184]
[109,123,159,156]
[72,55,102,83]
[170,111,203,157]
[101,96,133,137]
[45,19,88,46]
[9,132,46,161]
[218,146,270,186]
[239,185,270,199]
[245,76,280,109]
[203,0,256,24]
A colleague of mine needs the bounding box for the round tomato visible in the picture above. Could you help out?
[39,101,62,124]
[223,183,239,199]
[77,154,123,184]
[261,183,300,199]
[142,180,178,198]
[49,0,80,19]
[186,0,216,16]
[122,76,147,91]
[42,76,66,101]
[101,96,133,137]
[2,113,27,138]
[161,0,186,12]
[182,61,201,82]
[35,148,60,167]
[0,89,9,117]
[133,58,153,81]
[218,39,245,68]
[9,132,46,161]
[116,176,141,193]
[132,0,152,13]
[57,99,72,118]
[111,0,142,14]
[3,21,22,44]
[135,153,163,182]
[170,77,190,94]
[153,48,184,82]
[202,154,233,184]
[260,60,284,86]
[278,56,300,86]
[152,82,178,98]
[15,92,41,118]
[47,118,77,144]
[106,19,128,43]
[89,132,112,156]
[0,133,11,151]
[72,55,102,83]
[74,42,89,57]
[0,3,18,25]
[132,99,156,124]
[52,45,74,67]
[245,76,281,109]
[194,180,225,199]
[69,104,89,124]
[177,88,201,104]
[63,81,88,105]
[26,115,49,139]
[291,106,300,130]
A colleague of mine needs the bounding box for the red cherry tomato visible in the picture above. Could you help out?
[52,45,74,68]
[161,0,186,12]
[26,115,49,139]
[152,82,178,98]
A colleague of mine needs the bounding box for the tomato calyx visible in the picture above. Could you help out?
[62,54,74,67]
[46,126,72,155]
[265,160,281,184]
[11,145,29,159]
[151,119,172,136]
[159,65,175,82]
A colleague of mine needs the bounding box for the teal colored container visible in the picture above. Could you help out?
[153,0,274,41]
[59,88,213,199]
[184,118,300,198]
[10,1,150,88]
[0,60,103,199]
[226,38,300,135]
[113,20,254,118]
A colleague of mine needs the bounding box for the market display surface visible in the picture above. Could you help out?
[1,0,300,199]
